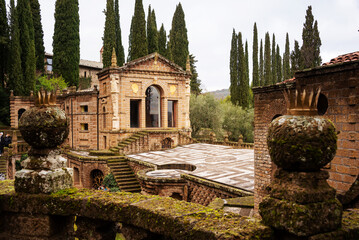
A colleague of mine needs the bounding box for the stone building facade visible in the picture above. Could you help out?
[253,52,359,212]
[10,52,191,151]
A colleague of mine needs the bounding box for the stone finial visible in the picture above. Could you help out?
[111,48,117,67]
[283,86,321,116]
[10,90,14,97]
[34,89,57,107]
[154,52,158,64]
[260,90,342,237]
[186,55,191,73]
[15,94,72,194]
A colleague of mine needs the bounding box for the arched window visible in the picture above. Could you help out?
[146,86,161,127]
[18,108,26,121]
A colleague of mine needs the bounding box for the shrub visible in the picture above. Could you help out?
[190,94,254,143]
[35,76,68,92]
[103,173,120,192]
[15,153,28,171]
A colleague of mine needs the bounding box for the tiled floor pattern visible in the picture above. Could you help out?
[128,143,254,192]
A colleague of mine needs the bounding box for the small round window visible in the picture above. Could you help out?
[317,93,328,116]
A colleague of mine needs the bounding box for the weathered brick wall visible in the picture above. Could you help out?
[182,174,253,206]
[65,153,110,189]
[253,61,359,212]
[253,84,290,213]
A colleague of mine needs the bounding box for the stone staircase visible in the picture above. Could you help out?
[0,155,6,179]
[109,131,149,155]
[107,156,141,193]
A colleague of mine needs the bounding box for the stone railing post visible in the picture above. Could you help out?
[14,90,73,194]
[259,87,342,238]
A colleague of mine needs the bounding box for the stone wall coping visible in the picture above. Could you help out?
[181,173,254,196]
[137,169,187,183]
[126,157,157,169]
[64,151,119,162]
[0,180,273,239]
[295,59,359,78]
[252,82,296,94]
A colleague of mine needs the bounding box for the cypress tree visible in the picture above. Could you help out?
[300,5,321,69]
[8,0,23,95]
[276,45,282,83]
[158,24,167,57]
[271,34,276,84]
[229,29,238,105]
[17,0,36,95]
[283,33,291,79]
[252,23,259,87]
[147,6,158,54]
[169,3,189,70]
[102,0,116,68]
[313,20,322,66]
[0,0,8,88]
[259,39,263,86]
[291,40,301,75]
[53,0,80,87]
[128,0,147,61]
[30,0,45,72]
[190,54,201,95]
[243,40,250,108]
[237,32,246,108]
[114,0,125,66]
[264,32,271,86]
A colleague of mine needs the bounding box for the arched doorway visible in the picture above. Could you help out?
[162,137,173,149]
[18,108,26,121]
[90,169,104,189]
[146,85,161,127]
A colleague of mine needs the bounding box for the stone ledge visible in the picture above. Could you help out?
[0,180,272,239]
[181,174,253,196]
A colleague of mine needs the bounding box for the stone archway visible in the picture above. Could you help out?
[145,85,161,127]
[90,169,104,189]
[161,137,173,149]
[18,108,26,121]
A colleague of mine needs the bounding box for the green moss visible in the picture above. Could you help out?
[0,181,272,239]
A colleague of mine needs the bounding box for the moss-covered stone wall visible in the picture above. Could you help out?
[0,180,273,239]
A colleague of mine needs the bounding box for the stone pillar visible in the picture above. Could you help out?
[259,114,342,237]
[14,91,73,194]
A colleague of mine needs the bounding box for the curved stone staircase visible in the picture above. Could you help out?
[109,131,149,155]
[107,156,141,193]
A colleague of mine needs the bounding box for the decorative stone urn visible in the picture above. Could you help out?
[14,90,73,194]
[259,87,342,237]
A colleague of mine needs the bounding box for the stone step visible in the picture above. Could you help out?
[117,180,139,186]
[113,170,133,175]
[119,183,141,190]
[108,164,129,169]
[114,174,136,179]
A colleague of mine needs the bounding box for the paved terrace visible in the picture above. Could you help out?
[128,143,254,192]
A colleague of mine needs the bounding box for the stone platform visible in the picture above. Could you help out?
[128,143,254,192]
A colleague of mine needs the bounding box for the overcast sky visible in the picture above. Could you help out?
[5,0,359,91]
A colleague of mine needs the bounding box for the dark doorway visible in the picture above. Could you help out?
[18,108,26,121]
[130,100,140,128]
[167,100,177,127]
[146,86,161,127]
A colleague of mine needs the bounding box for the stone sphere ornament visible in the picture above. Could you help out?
[15,90,73,194]
[267,115,337,171]
[19,106,69,150]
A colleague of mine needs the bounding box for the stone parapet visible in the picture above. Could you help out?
[0,180,273,240]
